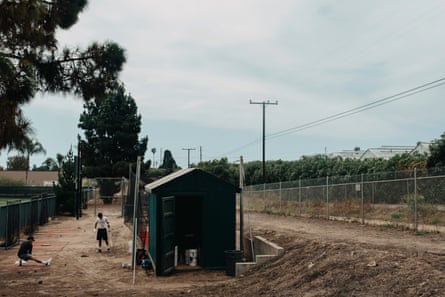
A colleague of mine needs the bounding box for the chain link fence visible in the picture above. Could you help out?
[84,178,127,217]
[243,168,445,232]
[122,172,149,249]
[86,175,149,249]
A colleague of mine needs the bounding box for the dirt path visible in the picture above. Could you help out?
[245,212,445,255]
[1,205,445,296]
[0,204,230,296]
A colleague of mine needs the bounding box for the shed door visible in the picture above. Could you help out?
[160,196,176,275]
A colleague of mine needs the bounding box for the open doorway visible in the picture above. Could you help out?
[175,195,202,267]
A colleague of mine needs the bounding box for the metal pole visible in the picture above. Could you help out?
[299,177,302,216]
[132,218,138,284]
[361,174,364,225]
[132,156,141,285]
[263,182,266,211]
[414,167,418,232]
[326,176,329,219]
[121,177,125,218]
[182,148,196,168]
[239,156,244,252]
[94,182,97,217]
[262,103,265,182]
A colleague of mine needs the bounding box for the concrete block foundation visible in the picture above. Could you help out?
[235,236,284,277]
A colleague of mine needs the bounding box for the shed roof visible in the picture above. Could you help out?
[145,168,195,191]
[145,168,239,193]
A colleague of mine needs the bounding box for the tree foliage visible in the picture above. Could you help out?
[53,148,76,214]
[427,132,445,168]
[0,0,126,150]
[194,152,428,186]
[8,137,46,183]
[6,155,27,170]
[35,157,58,171]
[195,158,238,186]
[78,85,148,178]
[159,150,179,174]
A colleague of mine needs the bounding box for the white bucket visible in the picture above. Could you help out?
[184,249,189,264]
[189,249,198,266]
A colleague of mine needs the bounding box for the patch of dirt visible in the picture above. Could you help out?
[1,206,445,296]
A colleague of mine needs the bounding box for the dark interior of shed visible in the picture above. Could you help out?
[175,195,202,266]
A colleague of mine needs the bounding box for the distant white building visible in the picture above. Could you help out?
[327,142,431,160]
[328,147,363,160]
[410,142,432,155]
[360,145,414,160]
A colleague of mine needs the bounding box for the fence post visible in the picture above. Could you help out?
[121,177,125,218]
[326,176,329,219]
[263,183,266,211]
[361,173,364,225]
[5,205,8,250]
[414,167,418,232]
[94,180,97,217]
[279,181,282,212]
[299,178,302,216]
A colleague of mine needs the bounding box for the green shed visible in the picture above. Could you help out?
[145,168,239,276]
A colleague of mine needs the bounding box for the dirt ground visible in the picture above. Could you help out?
[1,203,445,297]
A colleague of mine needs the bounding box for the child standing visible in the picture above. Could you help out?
[94,212,111,252]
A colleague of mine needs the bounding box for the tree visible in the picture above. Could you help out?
[53,148,76,214]
[0,109,34,152]
[56,153,64,174]
[10,138,46,184]
[196,158,238,186]
[159,150,179,174]
[7,155,27,170]
[428,132,445,168]
[0,0,126,150]
[78,85,148,178]
[38,157,58,171]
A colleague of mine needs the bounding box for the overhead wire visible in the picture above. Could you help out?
[214,77,445,160]
[267,77,445,140]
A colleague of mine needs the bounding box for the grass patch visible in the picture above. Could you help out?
[415,230,428,236]
[0,198,30,206]
[391,212,404,220]
[383,223,400,229]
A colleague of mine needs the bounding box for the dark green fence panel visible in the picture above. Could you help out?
[0,207,6,247]
[0,195,56,249]
[6,203,20,247]
[39,198,49,225]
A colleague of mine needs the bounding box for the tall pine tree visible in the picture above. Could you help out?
[78,85,148,178]
[0,0,126,150]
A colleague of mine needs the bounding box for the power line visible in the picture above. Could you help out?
[215,77,445,159]
[267,77,445,140]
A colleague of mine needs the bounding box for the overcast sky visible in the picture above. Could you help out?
[2,0,445,169]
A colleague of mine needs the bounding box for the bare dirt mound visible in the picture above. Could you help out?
[191,213,445,296]
[1,207,445,296]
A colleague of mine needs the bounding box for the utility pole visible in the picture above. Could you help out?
[239,156,244,252]
[199,146,202,163]
[250,99,278,183]
[182,147,196,168]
